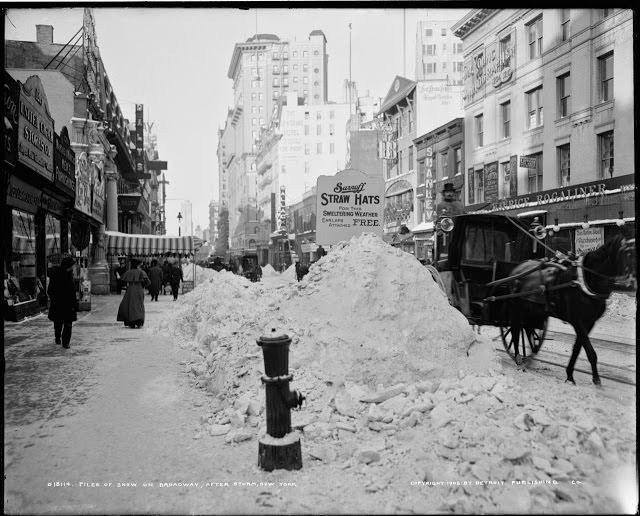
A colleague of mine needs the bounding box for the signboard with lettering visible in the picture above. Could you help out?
[519,155,537,169]
[135,104,145,177]
[484,161,499,202]
[316,168,384,245]
[278,185,287,233]
[17,75,54,181]
[4,71,19,167]
[54,127,76,198]
[424,147,434,222]
[509,155,518,198]
[463,36,516,106]
[575,227,604,255]
[75,152,92,216]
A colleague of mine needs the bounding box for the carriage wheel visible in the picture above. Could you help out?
[499,319,547,365]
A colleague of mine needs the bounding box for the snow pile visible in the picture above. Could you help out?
[605,292,637,320]
[261,264,278,277]
[182,263,220,286]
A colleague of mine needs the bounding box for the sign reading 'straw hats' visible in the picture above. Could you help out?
[316,168,384,245]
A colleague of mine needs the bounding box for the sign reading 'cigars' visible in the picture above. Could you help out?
[18,75,54,181]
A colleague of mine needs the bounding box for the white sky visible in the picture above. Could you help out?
[5,6,470,235]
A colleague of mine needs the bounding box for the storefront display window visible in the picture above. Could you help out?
[6,209,40,305]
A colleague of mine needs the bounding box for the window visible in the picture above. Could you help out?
[526,153,543,193]
[293,51,298,58]
[251,92,256,100]
[252,118,257,125]
[474,169,484,203]
[273,91,280,99]
[283,78,289,87]
[601,8,615,18]
[475,114,484,147]
[425,44,436,55]
[408,109,414,132]
[398,150,403,175]
[304,125,310,136]
[273,65,280,74]
[329,124,335,135]
[293,76,298,83]
[317,143,322,154]
[440,151,448,178]
[526,86,543,129]
[442,44,447,51]
[273,77,280,87]
[598,131,614,178]
[293,64,298,71]
[558,144,570,186]
[330,110,335,120]
[304,111,309,120]
[259,93,263,100]
[303,51,308,58]
[303,76,308,84]
[283,65,288,73]
[561,9,570,41]
[252,106,258,114]
[425,29,433,37]
[441,28,447,36]
[527,16,543,60]
[259,118,264,126]
[330,142,335,154]
[408,146,414,171]
[442,62,447,71]
[500,34,512,67]
[501,101,511,138]
[303,64,308,72]
[304,144,310,155]
[252,131,258,140]
[304,162,310,175]
[599,52,614,102]
[425,63,436,74]
[454,147,462,175]
[273,51,279,59]
[317,125,322,136]
[501,161,511,198]
[557,73,570,118]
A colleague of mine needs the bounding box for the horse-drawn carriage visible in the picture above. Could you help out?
[426,212,635,385]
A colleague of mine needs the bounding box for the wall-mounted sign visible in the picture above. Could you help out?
[519,155,538,169]
[75,152,92,216]
[467,168,475,205]
[54,127,76,198]
[484,161,499,202]
[575,227,604,255]
[278,185,287,233]
[424,147,435,222]
[316,168,384,245]
[463,35,516,106]
[509,155,518,198]
[4,71,20,167]
[17,75,54,181]
[135,103,145,176]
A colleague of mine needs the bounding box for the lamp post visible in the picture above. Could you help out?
[177,211,183,236]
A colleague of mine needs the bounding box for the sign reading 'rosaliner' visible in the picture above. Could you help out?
[316,168,384,245]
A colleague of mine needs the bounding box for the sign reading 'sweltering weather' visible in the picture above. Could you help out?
[316,169,384,245]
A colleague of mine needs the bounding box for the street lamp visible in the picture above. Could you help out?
[177,211,183,236]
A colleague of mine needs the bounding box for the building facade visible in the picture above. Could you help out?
[453,8,635,253]
[416,18,465,84]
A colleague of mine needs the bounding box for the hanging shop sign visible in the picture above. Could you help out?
[424,147,435,222]
[467,168,475,205]
[519,155,538,169]
[575,227,604,255]
[463,36,516,106]
[4,70,20,167]
[17,75,54,181]
[278,185,287,233]
[316,168,384,245]
[135,104,145,177]
[509,155,518,198]
[54,127,76,198]
[75,152,92,216]
[484,161,499,203]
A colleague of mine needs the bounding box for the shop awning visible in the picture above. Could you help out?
[105,231,203,256]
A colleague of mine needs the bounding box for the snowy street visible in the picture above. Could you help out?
[4,235,637,514]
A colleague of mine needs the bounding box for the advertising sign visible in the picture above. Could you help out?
[17,75,54,181]
[463,36,516,106]
[316,168,384,245]
[575,227,604,255]
[135,104,145,176]
[519,155,537,169]
[467,168,475,205]
[278,185,287,233]
[424,147,435,222]
[4,71,19,167]
[484,161,499,202]
[75,152,92,216]
[54,127,76,198]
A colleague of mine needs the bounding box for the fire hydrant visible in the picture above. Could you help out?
[256,329,304,471]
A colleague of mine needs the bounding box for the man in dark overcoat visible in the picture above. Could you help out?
[48,256,77,349]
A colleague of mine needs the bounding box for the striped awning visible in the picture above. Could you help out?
[105,231,202,256]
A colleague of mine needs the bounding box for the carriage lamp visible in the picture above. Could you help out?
[439,217,454,232]
[581,215,590,230]
[552,218,561,233]
[616,211,625,227]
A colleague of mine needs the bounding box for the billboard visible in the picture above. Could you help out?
[316,169,384,245]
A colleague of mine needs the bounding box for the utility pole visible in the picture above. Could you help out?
[158,173,169,235]
[403,9,406,77]
[349,22,352,114]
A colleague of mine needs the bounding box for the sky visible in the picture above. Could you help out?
[5,6,470,236]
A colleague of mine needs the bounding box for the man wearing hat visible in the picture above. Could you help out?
[436,182,464,218]
[47,255,77,349]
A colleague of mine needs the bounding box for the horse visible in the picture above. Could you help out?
[505,234,635,386]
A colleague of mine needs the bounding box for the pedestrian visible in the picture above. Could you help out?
[47,255,77,349]
[148,259,163,302]
[436,182,465,218]
[316,244,327,259]
[169,261,183,301]
[117,258,150,328]
[113,259,126,294]
[161,259,171,295]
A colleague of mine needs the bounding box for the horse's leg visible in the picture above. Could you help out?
[512,323,522,365]
[581,334,601,386]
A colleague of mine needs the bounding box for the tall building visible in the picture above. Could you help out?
[208,200,220,244]
[220,31,329,253]
[179,200,193,237]
[415,19,465,84]
[453,8,634,252]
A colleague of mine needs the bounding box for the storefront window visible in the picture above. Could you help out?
[7,209,39,301]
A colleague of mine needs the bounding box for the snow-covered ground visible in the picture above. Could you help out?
[162,234,636,513]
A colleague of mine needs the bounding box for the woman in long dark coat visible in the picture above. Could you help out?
[169,262,183,301]
[117,259,150,328]
[147,259,163,302]
[48,256,77,349]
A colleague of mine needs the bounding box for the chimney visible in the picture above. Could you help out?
[36,25,54,44]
